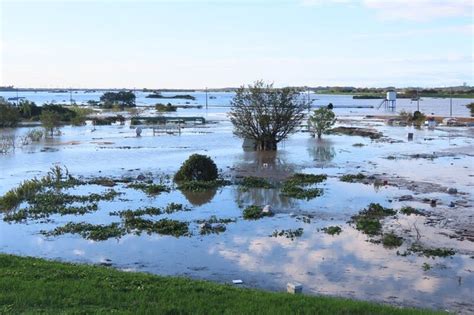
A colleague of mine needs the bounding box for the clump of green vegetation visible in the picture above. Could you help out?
[398,110,427,126]
[155,103,177,112]
[164,202,190,213]
[124,216,189,237]
[42,222,124,241]
[0,165,83,212]
[0,254,442,314]
[128,183,170,195]
[400,206,425,216]
[110,207,164,218]
[322,226,342,235]
[88,177,118,187]
[239,176,274,189]
[328,127,382,139]
[174,154,218,182]
[280,173,326,200]
[340,173,366,183]
[196,215,236,225]
[422,263,432,271]
[286,173,327,185]
[176,179,229,192]
[466,102,474,117]
[0,102,20,127]
[382,232,403,248]
[271,228,304,240]
[352,143,365,147]
[243,205,273,220]
[408,244,455,258]
[350,203,396,236]
[281,184,322,200]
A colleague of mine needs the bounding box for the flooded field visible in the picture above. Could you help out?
[0,95,473,313]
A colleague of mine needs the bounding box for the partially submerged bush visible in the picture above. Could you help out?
[271,228,303,240]
[42,222,124,241]
[466,102,474,117]
[340,173,366,182]
[400,206,425,216]
[0,104,20,128]
[128,183,170,195]
[280,173,325,200]
[408,244,455,258]
[350,203,396,236]
[322,226,342,235]
[155,103,177,112]
[176,180,229,192]
[174,154,218,182]
[243,205,273,220]
[382,232,403,248]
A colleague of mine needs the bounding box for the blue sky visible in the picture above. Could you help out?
[1,0,473,88]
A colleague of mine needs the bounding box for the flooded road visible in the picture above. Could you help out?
[0,99,473,313]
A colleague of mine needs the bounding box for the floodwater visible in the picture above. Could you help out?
[0,93,473,313]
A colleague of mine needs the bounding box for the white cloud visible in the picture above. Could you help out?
[363,0,474,21]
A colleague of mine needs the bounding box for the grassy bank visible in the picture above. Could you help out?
[0,254,441,314]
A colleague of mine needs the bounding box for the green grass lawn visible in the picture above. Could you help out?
[0,254,442,314]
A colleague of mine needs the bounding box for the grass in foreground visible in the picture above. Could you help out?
[0,254,442,314]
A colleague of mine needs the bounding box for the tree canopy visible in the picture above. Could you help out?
[100,91,136,108]
[229,81,310,151]
[308,107,336,139]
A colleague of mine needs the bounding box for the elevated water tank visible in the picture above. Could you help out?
[386,91,397,101]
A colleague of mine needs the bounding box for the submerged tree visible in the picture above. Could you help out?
[40,110,62,136]
[229,81,309,151]
[308,107,336,139]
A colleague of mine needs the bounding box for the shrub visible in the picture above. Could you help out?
[466,102,474,117]
[0,104,20,128]
[243,205,273,220]
[382,232,403,248]
[174,154,218,182]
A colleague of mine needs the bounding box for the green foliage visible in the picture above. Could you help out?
[280,173,326,200]
[176,180,228,192]
[128,183,171,195]
[350,203,396,236]
[271,228,304,240]
[465,102,474,117]
[123,217,189,237]
[42,222,124,241]
[308,107,336,138]
[174,154,218,182]
[100,91,136,108]
[25,129,44,142]
[398,110,427,126]
[408,244,455,258]
[382,232,403,248]
[155,103,177,112]
[340,173,366,182]
[243,205,273,220]
[0,104,20,128]
[400,206,425,216]
[70,105,94,126]
[40,110,62,136]
[0,254,441,315]
[18,100,41,119]
[322,226,342,235]
[229,80,310,151]
[422,263,432,271]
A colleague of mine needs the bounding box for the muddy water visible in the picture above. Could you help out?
[0,105,473,313]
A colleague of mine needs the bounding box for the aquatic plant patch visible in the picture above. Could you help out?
[328,127,382,139]
[243,205,273,220]
[176,179,230,192]
[280,183,323,200]
[408,244,455,258]
[42,222,124,241]
[340,173,366,183]
[322,226,342,235]
[382,232,403,248]
[400,206,425,216]
[128,183,171,195]
[123,216,189,237]
[350,203,396,236]
[270,228,304,240]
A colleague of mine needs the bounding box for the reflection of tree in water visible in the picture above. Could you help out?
[232,151,297,210]
[307,138,336,165]
[180,189,217,206]
[234,150,295,179]
[234,187,297,210]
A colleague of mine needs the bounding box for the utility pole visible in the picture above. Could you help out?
[70,88,73,105]
[205,87,208,110]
